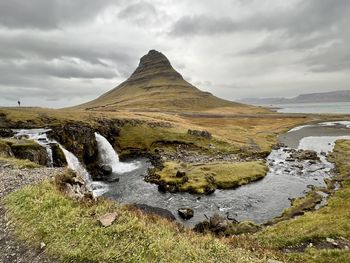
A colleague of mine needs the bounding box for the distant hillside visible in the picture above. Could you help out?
[73,50,254,112]
[240,90,350,105]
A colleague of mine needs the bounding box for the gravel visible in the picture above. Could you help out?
[0,165,65,263]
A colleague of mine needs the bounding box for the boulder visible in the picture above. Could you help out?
[98,212,118,227]
[209,214,229,233]
[101,165,113,176]
[0,128,14,138]
[132,204,176,221]
[178,208,194,220]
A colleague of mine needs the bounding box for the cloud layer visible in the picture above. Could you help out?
[0,0,349,107]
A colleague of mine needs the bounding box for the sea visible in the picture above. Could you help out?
[270,102,350,114]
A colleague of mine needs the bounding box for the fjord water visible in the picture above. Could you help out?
[275,102,350,114]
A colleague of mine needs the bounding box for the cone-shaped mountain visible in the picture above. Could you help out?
[75,50,247,111]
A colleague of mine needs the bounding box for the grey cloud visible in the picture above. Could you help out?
[0,0,118,29]
[0,31,137,77]
[170,0,350,37]
[118,1,157,24]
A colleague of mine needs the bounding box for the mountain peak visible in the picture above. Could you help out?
[128,49,183,83]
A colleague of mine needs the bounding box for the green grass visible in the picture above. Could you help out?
[5,181,266,263]
[156,161,268,194]
[0,156,41,168]
[256,139,350,262]
[117,123,239,156]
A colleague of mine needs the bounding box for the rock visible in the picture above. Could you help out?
[101,165,113,176]
[98,212,118,227]
[187,129,212,139]
[204,186,216,195]
[157,183,178,193]
[209,214,229,233]
[290,149,320,161]
[11,141,48,166]
[40,242,46,249]
[178,208,194,220]
[176,170,186,178]
[0,128,14,137]
[50,143,67,167]
[132,204,176,221]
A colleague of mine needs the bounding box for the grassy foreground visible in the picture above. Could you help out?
[5,181,272,263]
[256,139,350,262]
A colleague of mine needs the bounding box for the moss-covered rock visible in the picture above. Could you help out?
[0,140,14,157]
[9,139,48,165]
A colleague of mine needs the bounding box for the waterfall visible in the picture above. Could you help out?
[59,146,92,183]
[57,144,108,196]
[95,133,139,174]
[13,128,54,167]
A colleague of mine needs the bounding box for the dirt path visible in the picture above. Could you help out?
[0,165,64,263]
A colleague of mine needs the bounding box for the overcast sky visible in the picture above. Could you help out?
[0,0,349,108]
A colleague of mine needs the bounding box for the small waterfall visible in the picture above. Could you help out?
[57,144,108,196]
[13,128,54,167]
[95,133,139,174]
[59,146,92,183]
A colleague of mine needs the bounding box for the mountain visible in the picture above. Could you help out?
[240,90,350,105]
[74,50,249,111]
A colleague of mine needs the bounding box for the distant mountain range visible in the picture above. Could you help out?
[239,90,350,105]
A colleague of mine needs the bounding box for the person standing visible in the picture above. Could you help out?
[18,100,21,107]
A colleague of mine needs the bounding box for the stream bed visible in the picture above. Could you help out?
[101,121,350,226]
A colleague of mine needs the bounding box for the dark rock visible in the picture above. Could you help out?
[193,220,210,234]
[193,214,229,235]
[132,204,176,221]
[50,123,99,176]
[0,128,14,137]
[187,129,212,139]
[204,186,216,195]
[157,183,178,193]
[176,170,186,178]
[178,208,194,220]
[209,214,229,233]
[50,143,67,167]
[101,165,113,176]
[11,142,48,166]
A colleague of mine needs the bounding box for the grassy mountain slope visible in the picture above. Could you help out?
[74,50,258,112]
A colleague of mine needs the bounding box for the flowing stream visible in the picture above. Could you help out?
[11,121,350,226]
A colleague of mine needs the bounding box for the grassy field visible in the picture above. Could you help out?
[5,180,275,263]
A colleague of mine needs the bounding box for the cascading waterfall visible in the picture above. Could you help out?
[57,144,108,197]
[95,133,139,174]
[13,128,54,167]
[12,129,108,196]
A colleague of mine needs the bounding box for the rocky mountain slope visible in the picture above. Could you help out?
[74,50,249,111]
